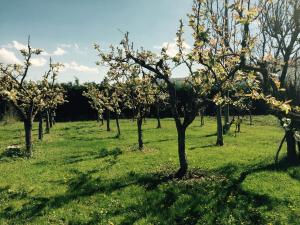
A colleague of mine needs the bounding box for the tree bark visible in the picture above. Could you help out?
[24,118,33,157]
[298,141,300,160]
[223,105,230,134]
[116,113,121,137]
[216,105,224,146]
[156,105,161,129]
[106,110,111,131]
[38,113,43,141]
[52,111,56,126]
[286,130,298,163]
[175,126,188,178]
[224,105,230,123]
[200,110,204,126]
[237,116,241,133]
[49,111,53,128]
[137,117,143,150]
[249,111,253,125]
[45,110,50,134]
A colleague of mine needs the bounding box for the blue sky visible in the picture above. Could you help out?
[0,0,193,83]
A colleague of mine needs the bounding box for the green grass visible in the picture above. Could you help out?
[0,116,299,225]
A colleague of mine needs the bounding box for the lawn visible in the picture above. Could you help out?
[0,116,299,225]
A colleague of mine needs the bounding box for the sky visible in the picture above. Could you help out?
[0,0,193,83]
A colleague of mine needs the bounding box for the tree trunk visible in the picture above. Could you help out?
[249,111,253,125]
[286,130,298,163]
[156,105,161,129]
[298,141,300,160]
[216,105,224,146]
[24,118,33,157]
[223,101,230,134]
[224,105,229,123]
[45,110,50,134]
[38,113,43,141]
[106,110,111,131]
[237,116,241,133]
[49,111,53,128]
[200,111,204,126]
[132,110,135,122]
[137,117,143,150]
[116,114,121,137]
[175,126,188,178]
[52,111,56,126]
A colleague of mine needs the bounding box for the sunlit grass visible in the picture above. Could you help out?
[0,116,299,224]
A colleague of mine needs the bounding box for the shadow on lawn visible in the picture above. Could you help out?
[1,160,300,224]
[63,147,122,165]
[144,137,175,144]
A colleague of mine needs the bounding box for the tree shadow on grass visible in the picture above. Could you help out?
[200,132,217,138]
[2,160,299,224]
[62,147,122,165]
[188,144,216,150]
[238,158,300,183]
[144,138,175,145]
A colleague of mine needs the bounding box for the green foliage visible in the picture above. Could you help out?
[0,116,299,224]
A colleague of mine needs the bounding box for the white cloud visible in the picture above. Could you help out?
[2,40,66,57]
[0,47,46,67]
[0,48,21,64]
[63,61,98,73]
[2,41,27,50]
[53,47,66,56]
[12,41,27,50]
[73,43,88,54]
[30,57,47,67]
[154,39,191,57]
[41,47,67,56]
[74,43,79,50]
[59,43,72,48]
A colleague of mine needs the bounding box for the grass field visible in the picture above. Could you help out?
[0,116,299,225]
